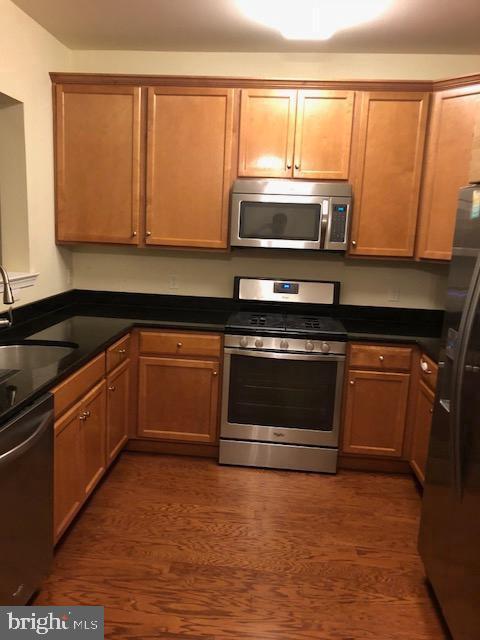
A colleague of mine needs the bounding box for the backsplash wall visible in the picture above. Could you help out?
[72,246,449,309]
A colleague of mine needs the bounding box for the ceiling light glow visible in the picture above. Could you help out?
[235,0,393,41]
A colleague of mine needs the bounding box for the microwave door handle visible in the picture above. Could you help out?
[320,199,330,249]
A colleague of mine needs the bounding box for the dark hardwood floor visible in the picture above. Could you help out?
[35,453,447,639]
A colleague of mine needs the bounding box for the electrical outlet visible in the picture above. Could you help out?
[388,287,400,302]
[168,274,178,290]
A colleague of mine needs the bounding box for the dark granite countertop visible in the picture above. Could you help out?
[0,290,443,425]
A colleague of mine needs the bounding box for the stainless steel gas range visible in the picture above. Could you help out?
[219,277,347,474]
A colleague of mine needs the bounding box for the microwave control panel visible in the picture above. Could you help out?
[329,203,349,243]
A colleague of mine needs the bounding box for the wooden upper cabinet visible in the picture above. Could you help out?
[55,84,142,244]
[416,85,480,261]
[146,87,234,249]
[350,91,429,257]
[238,89,297,177]
[293,90,354,179]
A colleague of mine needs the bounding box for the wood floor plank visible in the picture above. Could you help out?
[34,453,447,640]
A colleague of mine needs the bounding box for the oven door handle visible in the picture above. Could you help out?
[224,348,345,362]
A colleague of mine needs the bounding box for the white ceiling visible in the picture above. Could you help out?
[11,0,480,54]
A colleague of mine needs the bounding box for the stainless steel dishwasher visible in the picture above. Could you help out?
[0,394,53,604]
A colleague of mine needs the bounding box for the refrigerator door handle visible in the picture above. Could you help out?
[451,257,480,497]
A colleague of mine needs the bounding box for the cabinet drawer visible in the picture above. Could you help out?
[139,331,222,359]
[419,353,438,391]
[52,352,106,419]
[106,333,131,372]
[349,344,412,372]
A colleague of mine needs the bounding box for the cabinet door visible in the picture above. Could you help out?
[55,84,142,244]
[410,380,435,485]
[80,380,107,498]
[54,402,83,542]
[416,86,480,260]
[342,370,410,457]
[293,90,354,180]
[106,359,130,464]
[146,87,234,248]
[238,89,297,178]
[138,356,220,443]
[350,92,429,257]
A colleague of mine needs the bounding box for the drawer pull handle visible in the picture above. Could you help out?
[118,348,127,354]
[177,342,183,348]
[379,355,384,362]
[420,359,432,374]
[108,385,116,392]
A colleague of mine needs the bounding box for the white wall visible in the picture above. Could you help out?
[71,50,480,81]
[71,246,449,310]
[0,0,72,309]
[69,49,480,309]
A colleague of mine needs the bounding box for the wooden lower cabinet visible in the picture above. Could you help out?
[53,403,83,542]
[342,369,410,458]
[410,380,435,485]
[81,381,107,498]
[54,379,107,543]
[138,356,220,444]
[106,359,130,464]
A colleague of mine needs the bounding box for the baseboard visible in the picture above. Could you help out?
[338,454,411,474]
[126,438,219,458]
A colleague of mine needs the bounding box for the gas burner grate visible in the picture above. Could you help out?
[299,317,323,329]
[249,315,268,326]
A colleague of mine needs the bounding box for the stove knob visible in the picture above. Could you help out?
[239,336,249,348]
[280,339,289,350]
[255,338,264,349]
[305,340,315,351]
[321,342,331,354]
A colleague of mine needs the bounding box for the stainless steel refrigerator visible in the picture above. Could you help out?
[419,184,480,640]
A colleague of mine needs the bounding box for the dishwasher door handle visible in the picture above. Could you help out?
[0,412,52,467]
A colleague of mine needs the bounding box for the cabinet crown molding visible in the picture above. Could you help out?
[50,71,480,92]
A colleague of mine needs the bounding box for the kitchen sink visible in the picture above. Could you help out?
[0,344,77,370]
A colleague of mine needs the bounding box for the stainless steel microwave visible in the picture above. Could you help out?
[230,179,352,251]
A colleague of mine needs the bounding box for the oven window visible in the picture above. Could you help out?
[239,202,321,241]
[228,354,337,430]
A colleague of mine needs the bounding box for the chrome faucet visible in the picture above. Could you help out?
[0,265,14,328]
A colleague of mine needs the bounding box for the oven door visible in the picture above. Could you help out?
[230,193,325,249]
[221,348,344,447]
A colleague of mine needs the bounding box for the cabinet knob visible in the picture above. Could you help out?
[351,240,357,247]
[108,385,116,392]
[84,410,91,418]
[177,342,183,348]
[350,380,355,385]
[286,163,292,169]
[420,359,432,374]
[79,414,86,421]
[146,231,152,237]
[118,348,126,354]
[132,231,137,237]
[212,371,218,376]
[379,355,384,362]
[295,163,300,170]
[430,408,434,414]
